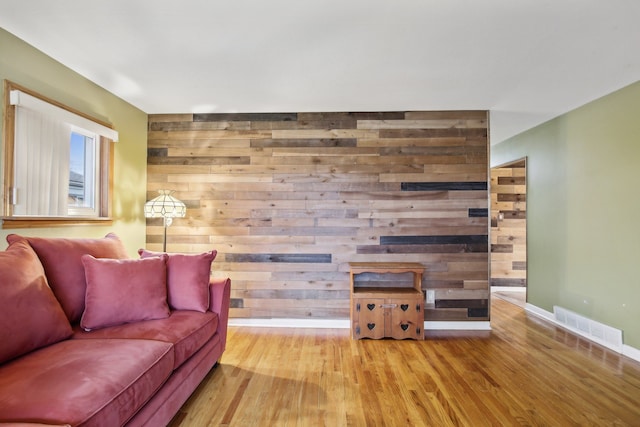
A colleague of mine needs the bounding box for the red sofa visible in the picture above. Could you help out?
[0,234,231,427]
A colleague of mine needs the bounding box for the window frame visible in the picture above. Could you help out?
[2,80,115,229]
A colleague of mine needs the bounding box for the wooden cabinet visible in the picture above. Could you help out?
[349,262,425,340]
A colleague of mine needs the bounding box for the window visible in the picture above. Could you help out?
[68,130,98,216]
[2,80,117,228]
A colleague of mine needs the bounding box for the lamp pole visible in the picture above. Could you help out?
[163,217,168,252]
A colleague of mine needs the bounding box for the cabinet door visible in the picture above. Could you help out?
[353,298,385,339]
[388,298,424,340]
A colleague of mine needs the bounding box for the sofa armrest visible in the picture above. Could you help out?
[208,277,231,353]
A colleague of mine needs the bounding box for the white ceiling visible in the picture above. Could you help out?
[1,0,639,144]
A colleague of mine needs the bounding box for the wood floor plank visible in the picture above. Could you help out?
[169,298,640,426]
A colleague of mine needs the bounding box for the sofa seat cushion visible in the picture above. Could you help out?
[73,311,219,370]
[0,339,173,427]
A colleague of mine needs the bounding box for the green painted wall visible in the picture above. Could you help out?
[0,28,148,256]
[492,80,640,349]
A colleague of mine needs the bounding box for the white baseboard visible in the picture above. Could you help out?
[491,286,527,293]
[425,321,491,331]
[229,318,491,331]
[525,303,555,321]
[525,303,640,363]
[228,318,351,328]
[623,344,640,362]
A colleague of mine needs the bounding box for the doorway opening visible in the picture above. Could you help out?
[490,158,527,307]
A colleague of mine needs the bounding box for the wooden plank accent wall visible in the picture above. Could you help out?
[490,159,527,287]
[146,111,490,322]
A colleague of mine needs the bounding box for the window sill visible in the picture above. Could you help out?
[2,216,113,229]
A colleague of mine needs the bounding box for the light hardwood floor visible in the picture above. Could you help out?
[169,298,640,426]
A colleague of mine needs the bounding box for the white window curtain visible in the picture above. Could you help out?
[9,89,118,217]
[13,106,72,216]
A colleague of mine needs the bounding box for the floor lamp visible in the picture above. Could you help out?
[144,190,187,252]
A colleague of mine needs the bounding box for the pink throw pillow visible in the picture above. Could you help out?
[0,238,72,364]
[6,233,129,323]
[138,249,217,312]
[80,255,170,331]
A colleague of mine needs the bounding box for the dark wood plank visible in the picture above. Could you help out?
[380,235,488,245]
[401,182,488,191]
[194,113,298,122]
[225,253,332,263]
[468,208,488,217]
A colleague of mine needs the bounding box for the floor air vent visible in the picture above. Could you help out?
[553,306,623,352]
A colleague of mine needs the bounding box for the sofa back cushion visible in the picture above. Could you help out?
[0,238,72,364]
[81,255,171,331]
[7,233,129,323]
[138,249,217,312]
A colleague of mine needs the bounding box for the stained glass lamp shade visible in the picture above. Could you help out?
[143,190,186,251]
